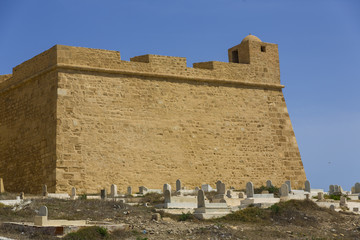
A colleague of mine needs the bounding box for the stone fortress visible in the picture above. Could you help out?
[0,34,306,194]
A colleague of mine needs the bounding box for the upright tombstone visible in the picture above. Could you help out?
[197,190,205,208]
[110,184,118,198]
[216,181,226,195]
[246,182,254,198]
[238,192,245,198]
[0,178,4,193]
[304,180,311,192]
[127,186,132,195]
[340,196,347,207]
[266,180,273,188]
[329,185,334,194]
[285,180,291,193]
[139,186,148,194]
[280,184,289,197]
[226,190,233,198]
[42,184,48,197]
[163,183,171,193]
[101,189,107,200]
[330,204,335,211]
[317,192,324,201]
[176,179,181,192]
[334,185,339,193]
[70,187,77,200]
[39,206,48,217]
[164,189,171,203]
[355,182,360,193]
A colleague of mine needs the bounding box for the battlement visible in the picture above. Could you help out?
[0,35,282,93]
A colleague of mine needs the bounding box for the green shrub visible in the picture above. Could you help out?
[221,206,268,222]
[79,194,87,200]
[178,212,193,221]
[63,226,109,240]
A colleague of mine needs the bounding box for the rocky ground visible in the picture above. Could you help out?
[0,193,359,239]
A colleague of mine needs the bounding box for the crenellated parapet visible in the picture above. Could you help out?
[1,34,282,94]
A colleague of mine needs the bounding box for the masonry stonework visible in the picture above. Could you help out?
[0,35,306,193]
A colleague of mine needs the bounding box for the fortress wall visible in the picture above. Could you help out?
[56,68,306,193]
[0,70,58,193]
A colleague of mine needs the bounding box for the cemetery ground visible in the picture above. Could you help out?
[0,192,360,239]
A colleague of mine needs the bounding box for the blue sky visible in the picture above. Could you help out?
[0,0,359,190]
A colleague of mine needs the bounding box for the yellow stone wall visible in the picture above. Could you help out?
[0,38,306,194]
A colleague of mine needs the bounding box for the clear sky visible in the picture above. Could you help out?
[0,0,359,191]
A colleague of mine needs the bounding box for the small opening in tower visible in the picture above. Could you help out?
[261,46,266,52]
[232,50,239,63]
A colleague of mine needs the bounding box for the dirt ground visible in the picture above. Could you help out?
[0,193,359,240]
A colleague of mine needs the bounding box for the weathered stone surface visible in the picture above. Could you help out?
[164,190,171,203]
[127,186,132,195]
[280,184,289,197]
[266,180,272,188]
[110,184,118,197]
[246,182,254,198]
[285,181,291,193]
[100,189,107,200]
[317,192,324,201]
[163,184,171,193]
[197,190,205,208]
[176,179,181,192]
[329,185,334,194]
[38,206,48,217]
[0,36,307,193]
[216,181,226,195]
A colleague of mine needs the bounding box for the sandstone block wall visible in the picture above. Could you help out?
[0,36,306,193]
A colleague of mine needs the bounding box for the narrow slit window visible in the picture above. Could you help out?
[261,46,266,52]
[232,50,239,63]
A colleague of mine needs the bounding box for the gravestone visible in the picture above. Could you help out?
[164,190,171,203]
[197,190,205,208]
[20,192,25,200]
[216,181,226,195]
[127,186,132,195]
[70,187,76,200]
[355,182,360,193]
[317,192,324,201]
[351,186,355,194]
[226,190,233,198]
[330,204,335,211]
[329,185,334,194]
[0,178,4,193]
[238,192,245,198]
[110,184,118,197]
[38,206,48,217]
[163,184,171,193]
[340,196,347,207]
[176,179,181,192]
[334,185,339,193]
[280,184,289,197]
[304,180,310,192]
[353,207,359,212]
[101,189,107,200]
[42,184,48,197]
[266,180,272,188]
[246,182,254,198]
[285,180,291,193]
